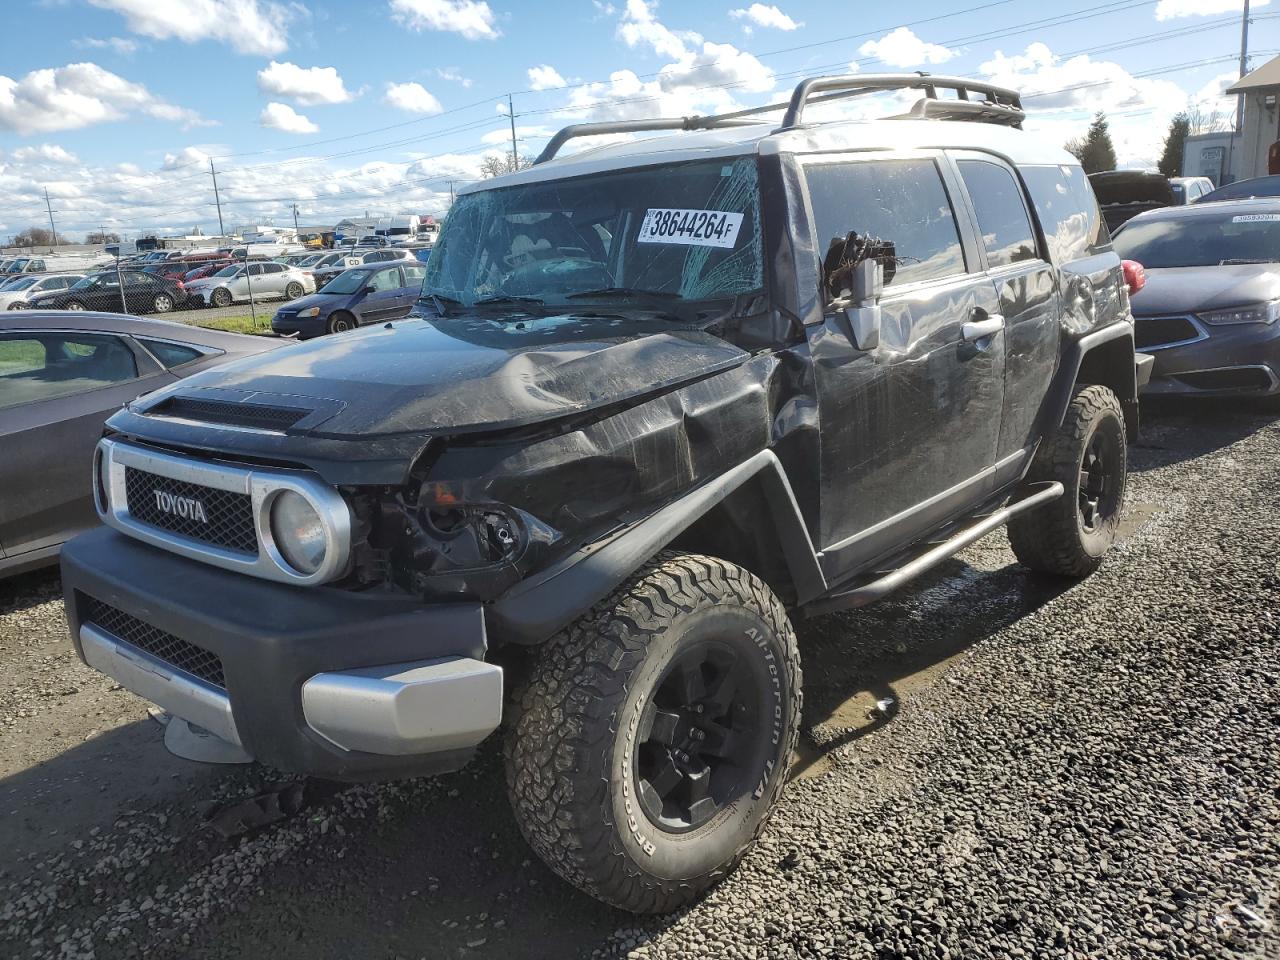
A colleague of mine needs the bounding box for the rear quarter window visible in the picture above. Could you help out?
[1019,164,1111,262]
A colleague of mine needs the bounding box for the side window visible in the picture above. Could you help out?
[30,260,45,272]
[246,263,265,276]
[1020,163,1110,261]
[266,263,285,274]
[803,158,966,288]
[0,333,139,409]
[137,338,205,367]
[368,268,400,292]
[403,264,427,285]
[958,160,1039,269]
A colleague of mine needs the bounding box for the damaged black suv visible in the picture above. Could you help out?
[62,75,1149,913]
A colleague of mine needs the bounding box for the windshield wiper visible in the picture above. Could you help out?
[566,286,681,301]
[473,294,545,306]
[422,292,463,314]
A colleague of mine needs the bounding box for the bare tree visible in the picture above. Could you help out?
[11,226,63,248]
[480,154,535,178]
[86,230,121,244]
[1186,104,1232,135]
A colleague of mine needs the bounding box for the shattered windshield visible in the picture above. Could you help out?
[424,157,764,310]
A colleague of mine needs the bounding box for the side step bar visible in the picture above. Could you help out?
[803,481,1064,617]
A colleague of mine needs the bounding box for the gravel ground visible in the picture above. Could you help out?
[0,399,1276,960]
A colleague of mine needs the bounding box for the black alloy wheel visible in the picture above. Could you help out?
[635,641,765,833]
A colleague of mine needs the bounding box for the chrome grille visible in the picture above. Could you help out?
[124,467,257,555]
[83,596,226,690]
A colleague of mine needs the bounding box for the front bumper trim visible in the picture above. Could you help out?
[80,623,242,746]
[302,657,503,755]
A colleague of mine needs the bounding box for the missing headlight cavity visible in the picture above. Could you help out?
[422,506,522,564]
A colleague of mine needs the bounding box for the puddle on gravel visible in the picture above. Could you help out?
[1116,501,1161,542]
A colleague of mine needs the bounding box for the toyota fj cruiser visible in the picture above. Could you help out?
[62,75,1150,914]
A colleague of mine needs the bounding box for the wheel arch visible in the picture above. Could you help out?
[487,450,825,646]
[1046,322,1139,439]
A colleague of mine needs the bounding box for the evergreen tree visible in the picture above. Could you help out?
[1158,113,1190,178]
[1066,112,1118,173]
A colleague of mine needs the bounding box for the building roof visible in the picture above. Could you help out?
[1227,55,1280,93]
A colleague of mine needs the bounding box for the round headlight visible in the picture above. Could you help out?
[270,490,327,574]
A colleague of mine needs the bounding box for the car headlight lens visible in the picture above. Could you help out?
[270,491,327,574]
[297,306,320,317]
[1197,301,1279,326]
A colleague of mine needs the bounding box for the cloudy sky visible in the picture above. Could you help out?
[0,0,1274,241]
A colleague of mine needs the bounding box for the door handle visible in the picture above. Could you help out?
[962,315,1004,341]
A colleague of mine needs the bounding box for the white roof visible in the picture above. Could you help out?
[460,117,1077,195]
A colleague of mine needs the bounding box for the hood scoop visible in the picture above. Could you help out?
[138,388,346,434]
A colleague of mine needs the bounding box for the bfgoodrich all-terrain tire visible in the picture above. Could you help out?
[505,552,802,914]
[1008,384,1127,577]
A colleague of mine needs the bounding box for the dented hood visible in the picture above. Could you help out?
[130,313,749,438]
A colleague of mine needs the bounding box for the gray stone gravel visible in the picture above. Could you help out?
[0,400,1277,960]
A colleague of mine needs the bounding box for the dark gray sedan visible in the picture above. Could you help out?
[0,312,281,577]
[1112,199,1280,405]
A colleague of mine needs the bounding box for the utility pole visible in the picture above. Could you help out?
[292,202,301,239]
[209,159,226,238]
[508,93,519,170]
[43,187,58,248]
[108,225,127,314]
[449,180,456,205]
[1236,0,1251,133]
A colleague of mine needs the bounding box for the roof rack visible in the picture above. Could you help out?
[534,73,1025,164]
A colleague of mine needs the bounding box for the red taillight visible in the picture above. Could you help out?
[1122,259,1146,297]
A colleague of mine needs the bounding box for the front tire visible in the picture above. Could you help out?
[152,293,173,313]
[505,552,801,914]
[210,288,232,308]
[66,300,86,311]
[1008,384,1127,577]
[326,311,355,334]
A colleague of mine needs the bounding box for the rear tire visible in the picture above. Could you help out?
[1008,384,1127,577]
[326,311,355,334]
[505,552,801,914]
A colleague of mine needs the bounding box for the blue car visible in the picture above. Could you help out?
[272,262,427,338]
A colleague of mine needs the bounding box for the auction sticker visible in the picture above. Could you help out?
[1232,214,1280,222]
[637,208,743,248]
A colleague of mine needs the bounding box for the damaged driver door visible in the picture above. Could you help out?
[798,151,1006,582]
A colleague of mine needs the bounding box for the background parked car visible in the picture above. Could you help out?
[0,311,282,576]
[185,261,315,307]
[181,259,235,283]
[311,248,413,288]
[1089,170,1175,231]
[273,261,427,337]
[1170,176,1215,204]
[25,270,188,314]
[1198,174,1280,203]
[1112,197,1280,405]
[0,273,84,310]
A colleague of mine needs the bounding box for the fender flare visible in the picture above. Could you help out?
[487,450,826,645]
[1042,321,1140,438]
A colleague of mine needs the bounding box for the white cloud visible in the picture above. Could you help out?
[88,0,297,56]
[859,27,956,67]
[257,61,355,106]
[729,4,802,32]
[389,0,499,40]
[979,43,1196,167]
[74,36,139,55]
[435,66,472,87]
[527,64,566,90]
[658,41,774,94]
[11,144,78,164]
[259,101,318,133]
[1156,0,1268,18]
[0,62,210,135]
[619,0,697,59]
[384,81,443,114]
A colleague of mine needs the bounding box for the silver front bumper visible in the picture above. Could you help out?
[301,658,504,755]
[80,623,243,746]
[82,620,503,759]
